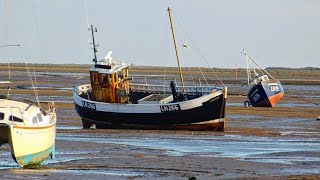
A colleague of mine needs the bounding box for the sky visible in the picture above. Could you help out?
[0,0,319,68]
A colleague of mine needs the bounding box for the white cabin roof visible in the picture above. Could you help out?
[0,99,30,111]
[90,59,128,74]
[0,99,39,120]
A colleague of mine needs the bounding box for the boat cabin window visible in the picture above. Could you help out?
[118,70,124,80]
[260,75,269,82]
[103,74,111,85]
[93,73,99,84]
[0,113,4,120]
[37,114,43,122]
[123,68,128,78]
[32,116,38,124]
[8,115,23,123]
[114,73,118,83]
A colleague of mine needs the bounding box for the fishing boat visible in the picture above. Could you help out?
[243,49,284,107]
[73,8,227,131]
[0,45,56,168]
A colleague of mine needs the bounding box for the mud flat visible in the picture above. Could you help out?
[0,64,320,179]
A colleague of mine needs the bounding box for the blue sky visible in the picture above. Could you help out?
[1,0,319,68]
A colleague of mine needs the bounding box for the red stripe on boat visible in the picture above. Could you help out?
[268,92,284,107]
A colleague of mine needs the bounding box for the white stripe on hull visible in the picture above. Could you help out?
[74,86,223,114]
[188,118,224,125]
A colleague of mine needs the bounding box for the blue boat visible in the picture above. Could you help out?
[243,50,284,107]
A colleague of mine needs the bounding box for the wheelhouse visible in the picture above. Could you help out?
[89,60,130,103]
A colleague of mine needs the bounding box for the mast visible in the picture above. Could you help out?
[90,25,98,64]
[167,7,186,95]
[243,49,274,79]
[0,44,19,80]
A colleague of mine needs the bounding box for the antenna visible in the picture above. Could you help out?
[89,25,98,64]
[0,44,19,48]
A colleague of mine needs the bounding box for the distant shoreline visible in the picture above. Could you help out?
[0,63,319,70]
[0,63,319,86]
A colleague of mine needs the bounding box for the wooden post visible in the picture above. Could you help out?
[235,64,238,81]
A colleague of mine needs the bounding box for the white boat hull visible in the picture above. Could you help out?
[0,99,56,168]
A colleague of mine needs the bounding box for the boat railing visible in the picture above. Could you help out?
[75,83,222,95]
[0,106,25,125]
[130,83,220,94]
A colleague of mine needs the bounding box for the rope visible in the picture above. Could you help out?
[84,0,90,28]
[172,12,225,87]
[32,63,39,101]
[163,67,167,97]
[17,45,41,107]
[45,69,55,102]
[84,0,91,45]
[187,67,196,87]
[198,67,209,86]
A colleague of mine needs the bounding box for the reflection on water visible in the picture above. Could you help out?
[9,168,152,177]
[56,126,82,130]
[52,169,148,176]
[57,133,320,165]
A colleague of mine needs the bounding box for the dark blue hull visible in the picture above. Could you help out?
[248,80,284,107]
[74,94,226,131]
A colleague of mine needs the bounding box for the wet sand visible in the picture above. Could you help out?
[0,65,320,179]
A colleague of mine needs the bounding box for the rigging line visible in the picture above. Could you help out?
[84,0,90,28]
[32,63,40,105]
[45,67,55,102]
[172,13,225,87]
[244,50,274,79]
[187,45,210,87]
[198,67,209,86]
[188,67,196,87]
[29,1,52,106]
[0,45,20,48]
[4,0,40,106]
[178,47,195,86]
[8,57,10,82]
[17,45,40,106]
[84,0,91,45]
[1,45,20,81]
[181,41,210,87]
[181,50,197,87]
[172,23,208,88]
[163,67,166,98]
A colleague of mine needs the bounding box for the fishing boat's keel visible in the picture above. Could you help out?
[13,144,55,168]
[82,117,225,131]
